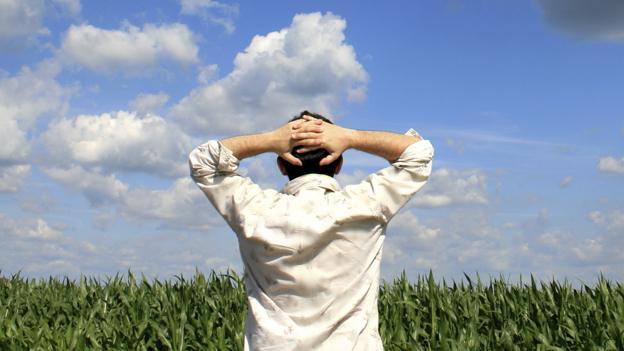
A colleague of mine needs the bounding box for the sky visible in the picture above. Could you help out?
[1,0,623,285]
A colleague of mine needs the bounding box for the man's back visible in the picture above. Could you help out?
[238,173,386,350]
[189,127,434,350]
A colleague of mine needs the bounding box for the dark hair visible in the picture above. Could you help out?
[278,110,343,180]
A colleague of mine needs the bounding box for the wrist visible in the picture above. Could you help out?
[345,128,359,150]
[263,130,280,153]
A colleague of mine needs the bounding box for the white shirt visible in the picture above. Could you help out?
[189,131,434,351]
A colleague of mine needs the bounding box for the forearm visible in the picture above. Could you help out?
[347,129,422,162]
[220,132,277,160]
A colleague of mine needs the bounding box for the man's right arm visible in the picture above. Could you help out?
[294,115,423,164]
[294,116,434,222]
[347,129,422,162]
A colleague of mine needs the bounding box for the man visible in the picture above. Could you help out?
[189,111,434,350]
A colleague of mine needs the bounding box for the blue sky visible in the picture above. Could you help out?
[1,0,623,284]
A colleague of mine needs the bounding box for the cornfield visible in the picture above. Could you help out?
[1,270,623,350]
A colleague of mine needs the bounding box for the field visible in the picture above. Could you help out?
[1,271,623,350]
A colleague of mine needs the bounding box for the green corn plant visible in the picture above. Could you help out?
[1,270,623,350]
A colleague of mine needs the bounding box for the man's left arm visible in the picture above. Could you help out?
[188,119,323,225]
[219,117,322,165]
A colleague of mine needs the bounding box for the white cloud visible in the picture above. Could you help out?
[587,210,624,231]
[572,239,604,262]
[0,59,70,191]
[336,169,368,187]
[0,0,47,47]
[0,165,31,192]
[179,0,238,34]
[52,0,81,16]
[42,164,217,229]
[40,111,193,178]
[0,212,118,278]
[598,156,624,174]
[197,64,218,84]
[0,117,30,163]
[122,177,218,229]
[0,59,69,161]
[383,210,441,267]
[19,190,56,213]
[170,12,368,135]
[238,155,281,189]
[44,165,128,205]
[411,168,488,208]
[60,22,199,73]
[389,210,440,243]
[0,0,81,49]
[0,59,69,129]
[560,175,573,188]
[0,213,62,240]
[382,208,513,279]
[129,92,169,114]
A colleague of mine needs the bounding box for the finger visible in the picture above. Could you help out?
[291,121,305,129]
[292,132,322,140]
[319,153,338,166]
[281,153,302,166]
[296,145,322,153]
[298,124,323,133]
[294,138,322,147]
[302,115,323,124]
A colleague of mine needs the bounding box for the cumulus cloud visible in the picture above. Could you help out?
[42,163,217,230]
[1,230,239,279]
[536,0,624,41]
[44,165,128,205]
[197,64,218,85]
[40,111,193,178]
[0,0,81,49]
[0,211,113,278]
[0,59,70,161]
[179,0,238,33]
[0,0,47,48]
[0,117,30,163]
[122,177,218,229]
[381,208,513,280]
[129,92,169,114]
[379,203,624,283]
[170,12,368,135]
[389,210,440,244]
[383,210,441,267]
[0,213,62,240]
[562,209,624,266]
[60,22,199,73]
[0,165,31,192]
[336,169,368,187]
[237,155,281,189]
[598,156,624,174]
[0,59,69,130]
[0,59,71,191]
[411,168,488,208]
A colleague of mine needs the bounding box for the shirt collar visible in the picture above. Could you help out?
[282,173,341,195]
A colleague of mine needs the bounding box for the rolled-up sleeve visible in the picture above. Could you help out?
[345,130,434,223]
[188,140,263,228]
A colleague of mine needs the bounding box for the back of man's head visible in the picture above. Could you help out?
[277,111,343,181]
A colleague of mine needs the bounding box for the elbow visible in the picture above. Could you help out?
[188,148,200,178]
[188,146,214,181]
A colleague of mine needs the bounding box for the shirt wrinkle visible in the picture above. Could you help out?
[188,132,434,351]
